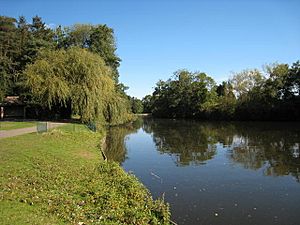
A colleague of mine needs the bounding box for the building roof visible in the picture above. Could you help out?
[0,96,25,106]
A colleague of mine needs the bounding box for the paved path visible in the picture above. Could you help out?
[0,122,65,139]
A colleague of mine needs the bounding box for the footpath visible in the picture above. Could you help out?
[0,122,65,139]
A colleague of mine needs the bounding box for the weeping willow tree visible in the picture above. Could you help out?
[24,47,133,125]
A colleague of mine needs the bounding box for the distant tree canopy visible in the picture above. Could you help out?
[0,15,134,124]
[130,97,143,114]
[147,70,219,118]
[144,61,300,120]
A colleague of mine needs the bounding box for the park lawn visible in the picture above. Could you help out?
[0,121,36,131]
[0,124,170,225]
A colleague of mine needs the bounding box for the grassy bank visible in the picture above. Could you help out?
[0,121,36,131]
[0,124,170,224]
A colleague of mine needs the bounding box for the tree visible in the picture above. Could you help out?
[63,24,121,82]
[229,69,265,99]
[149,70,218,118]
[66,24,92,48]
[0,16,19,98]
[0,15,57,99]
[90,25,121,82]
[214,81,236,119]
[54,25,67,49]
[142,95,154,113]
[287,61,300,97]
[263,63,289,100]
[30,15,54,42]
[130,97,144,114]
[24,47,132,124]
[216,81,234,98]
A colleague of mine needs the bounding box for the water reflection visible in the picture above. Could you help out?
[226,123,300,182]
[106,118,300,181]
[105,117,143,163]
[105,118,300,225]
[148,119,300,181]
[143,119,218,166]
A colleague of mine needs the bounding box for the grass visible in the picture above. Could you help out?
[0,124,170,224]
[0,200,65,225]
[0,121,37,131]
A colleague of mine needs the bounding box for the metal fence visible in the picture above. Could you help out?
[37,122,48,133]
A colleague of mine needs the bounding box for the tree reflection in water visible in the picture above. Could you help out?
[104,117,143,163]
[225,123,300,182]
[143,118,218,166]
[106,117,300,182]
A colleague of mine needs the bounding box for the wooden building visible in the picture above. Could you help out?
[0,96,26,119]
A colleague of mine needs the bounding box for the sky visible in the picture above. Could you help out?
[2,0,300,98]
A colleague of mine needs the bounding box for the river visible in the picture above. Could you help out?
[105,117,300,225]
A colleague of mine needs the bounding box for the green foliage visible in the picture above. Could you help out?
[0,16,19,97]
[147,61,300,121]
[229,69,265,99]
[24,47,132,125]
[142,95,154,113]
[62,23,121,82]
[90,25,121,82]
[65,24,92,48]
[233,62,300,120]
[130,97,144,114]
[0,126,171,224]
[0,15,55,98]
[150,70,218,118]
[0,15,128,124]
[213,82,236,119]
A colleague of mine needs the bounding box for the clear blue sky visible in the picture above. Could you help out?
[2,0,300,98]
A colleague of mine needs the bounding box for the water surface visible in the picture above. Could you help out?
[106,118,300,225]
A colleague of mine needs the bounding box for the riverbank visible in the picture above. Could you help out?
[0,124,170,224]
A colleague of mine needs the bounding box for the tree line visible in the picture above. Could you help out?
[143,62,300,120]
[1,15,298,122]
[0,15,137,124]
